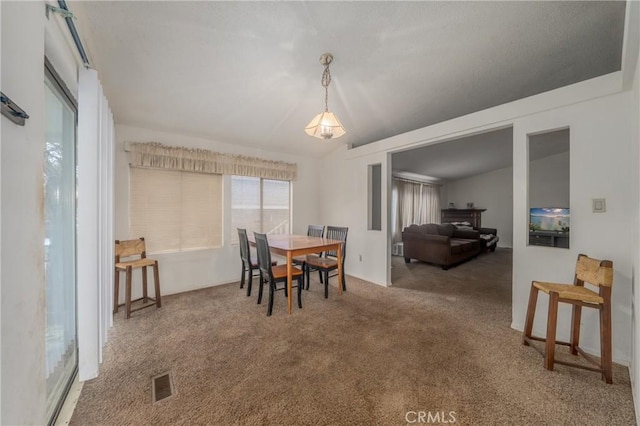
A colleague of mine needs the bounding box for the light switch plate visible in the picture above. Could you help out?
[592,198,606,213]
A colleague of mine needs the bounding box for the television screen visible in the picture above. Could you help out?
[530,208,570,232]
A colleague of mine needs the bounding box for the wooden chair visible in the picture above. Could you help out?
[254,232,303,316]
[237,228,276,297]
[523,253,614,383]
[114,238,161,319]
[304,226,348,298]
[293,225,324,286]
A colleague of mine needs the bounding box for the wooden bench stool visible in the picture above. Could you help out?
[114,238,161,319]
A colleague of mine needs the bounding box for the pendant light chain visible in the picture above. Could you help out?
[321,64,332,112]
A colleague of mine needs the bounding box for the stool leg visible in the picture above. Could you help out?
[153,261,162,308]
[600,302,613,383]
[142,265,148,302]
[570,304,582,355]
[114,268,120,314]
[523,284,538,345]
[544,292,559,371]
[125,266,133,319]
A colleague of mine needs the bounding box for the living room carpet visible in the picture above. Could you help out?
[70,249,636,425]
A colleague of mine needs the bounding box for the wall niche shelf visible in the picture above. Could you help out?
[529,231,569,248]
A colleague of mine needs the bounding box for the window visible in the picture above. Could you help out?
[231,176,291,243]
[130,167,222,253]
[44,61,78,424]
[368,164,382,231]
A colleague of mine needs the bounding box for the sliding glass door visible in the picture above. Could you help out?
[44,62,78,424]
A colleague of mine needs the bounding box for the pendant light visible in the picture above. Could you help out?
[305,53,346,140]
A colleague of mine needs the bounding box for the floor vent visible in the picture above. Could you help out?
[152,371,175,403]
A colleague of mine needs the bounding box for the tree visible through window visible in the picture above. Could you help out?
[231,176,290,243]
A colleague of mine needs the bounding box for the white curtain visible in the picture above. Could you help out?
[77,68,114,380]
[391,179,441,243]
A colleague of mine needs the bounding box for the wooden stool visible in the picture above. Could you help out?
[114,238,161,319]
[523,253,613,383]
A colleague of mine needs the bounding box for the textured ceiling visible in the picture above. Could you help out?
[391,127,570,182]
[72,1,625,158]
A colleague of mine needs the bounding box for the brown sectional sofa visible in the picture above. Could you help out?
[402,223,482,270]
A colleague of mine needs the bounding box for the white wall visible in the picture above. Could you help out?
[320,148,390,286]
[1,2,46,424]
[445,165,513,247]
[114,125,322,297]
[321,70,637,365]
[512,91,635,363]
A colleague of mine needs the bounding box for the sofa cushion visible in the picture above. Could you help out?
[438,223,456,237]
[450,239,473,252]
[422,224,440,235]
[450,242,463,254]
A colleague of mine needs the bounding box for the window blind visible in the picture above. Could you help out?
[130,167,222,253]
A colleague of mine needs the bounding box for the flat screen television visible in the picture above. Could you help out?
[529,208,570,233]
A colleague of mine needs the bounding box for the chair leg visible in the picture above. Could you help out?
[125,267,133,319]
[283,281,288,298]
[305,265,310,290]
[319,270,323,284]
[114,268,120,314]
[246,266,253,297]
[153,261,161,308]
[341,269,346,291]
[570,304,582,355]
[523,284,539,345]
[324,271,329,299]
[142,265,148,302]
[267,280,275,316]
[240,265,245,289]
[297,276,303,309]
[544,292,559,371]
[600,303,613,383]
[257,273,264,304]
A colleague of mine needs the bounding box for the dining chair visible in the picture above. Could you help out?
[237,228,276,297]
[293,225,325,286]
[114,237,161,319]
[304,226,348,298]
[254,232,304,316]
[523,253,614,383]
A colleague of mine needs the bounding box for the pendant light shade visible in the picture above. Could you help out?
[305,53,346,140]
[304,111,346,140]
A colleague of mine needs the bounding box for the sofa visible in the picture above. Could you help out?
[402,223,483,269]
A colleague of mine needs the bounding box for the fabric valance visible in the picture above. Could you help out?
[128,142,297,181]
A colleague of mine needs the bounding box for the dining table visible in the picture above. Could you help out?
[247,233,345,314]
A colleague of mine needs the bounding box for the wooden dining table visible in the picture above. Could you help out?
[248,233,345,314]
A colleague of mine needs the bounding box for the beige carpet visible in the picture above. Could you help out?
[70,249,636,425]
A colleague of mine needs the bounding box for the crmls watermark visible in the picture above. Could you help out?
[405,411,457,424]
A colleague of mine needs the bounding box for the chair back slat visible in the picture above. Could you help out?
[237,228,252,264]
[575,254,613,288]
[254,232,273,281]
[324,226,348,259]
[115,238,146,260]
[308,225,324,238]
